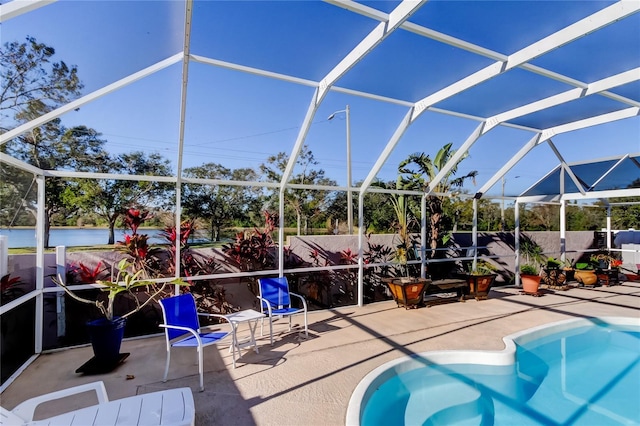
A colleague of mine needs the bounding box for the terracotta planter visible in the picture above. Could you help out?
[383,278,429,309]
[574,269,597,286]
[521,274,541,295]
[466,274,496,300]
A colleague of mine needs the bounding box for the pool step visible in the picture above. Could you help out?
[404,380,494,425]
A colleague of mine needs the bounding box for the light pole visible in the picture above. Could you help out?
[328,105,352,234]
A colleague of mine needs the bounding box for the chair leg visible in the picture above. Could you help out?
[197,346,204,392]
[269,317,274,346]
[163,347,171,382]
[303,311,308,338]
[231,323,238,369]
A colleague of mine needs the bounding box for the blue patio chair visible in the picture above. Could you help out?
[257,277,308,346]
[159,293,232,391]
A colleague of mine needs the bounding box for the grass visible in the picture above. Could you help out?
[8,241,229,255]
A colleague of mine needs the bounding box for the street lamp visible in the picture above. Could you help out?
[328,105,352,234]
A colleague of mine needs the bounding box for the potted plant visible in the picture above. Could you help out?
[541,257,567,288]
[590,252,621,286]
[520,263,542,295]
[53,259,186,364]
[574,261,597,286]
[518,237,543,295]
[461,260,497,300]
[562,258,575,282]
[383,246,429,309]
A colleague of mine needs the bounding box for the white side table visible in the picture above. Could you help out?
[226,309,265,368]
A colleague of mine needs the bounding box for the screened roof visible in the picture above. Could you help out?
[1,0,639,201]
[522,153,640,200]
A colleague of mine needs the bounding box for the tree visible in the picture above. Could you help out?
[1,37,82,121]
[66,151,173,244]
[2,102,108,246]
[477,199,501,231]
[260,146,337,235]
[525,204,560,231]
[394,143,478,258]
[611,179,640,230]
[1,38,91,247]
[325,180,396,234]
[182,164,259,241]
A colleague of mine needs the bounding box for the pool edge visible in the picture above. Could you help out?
[345,315,640,426]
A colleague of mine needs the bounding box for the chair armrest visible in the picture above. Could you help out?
[159,324,203,344]
[256,296,273,316]
[289,292,308,310]
[195,313,234,335]
[197,312,231,323]
[11,381,109,421]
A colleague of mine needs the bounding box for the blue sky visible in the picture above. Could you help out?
[4,0,639,199]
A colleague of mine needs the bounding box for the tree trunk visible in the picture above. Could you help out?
[44,215,51,248]
[209,219,220,242]
[429,212,440,258]
[428,196,443,259]
[296,210,301,236]
[108,220,116,245]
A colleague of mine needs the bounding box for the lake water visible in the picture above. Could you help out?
[0,228,171,248]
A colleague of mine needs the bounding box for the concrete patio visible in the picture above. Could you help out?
[2,282,639,425]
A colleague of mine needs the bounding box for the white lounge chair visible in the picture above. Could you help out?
[0,381,194,426]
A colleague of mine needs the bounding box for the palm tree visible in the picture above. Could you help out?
[394,143,477,259]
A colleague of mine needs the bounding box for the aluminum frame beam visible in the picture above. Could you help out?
[484,67,640,133]
[173,0,194,285]
[547,139,586,195]
[280,0,426,189]
[0,0,55,22]
[541,107,640,141]
[373,1,638,201]
[476,133,542,196]
[425,122,485,195]
[0,53,183,145]
[411,1,638,123]
[332,0,639,112]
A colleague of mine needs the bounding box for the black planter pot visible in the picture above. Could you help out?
[87,317,126,362]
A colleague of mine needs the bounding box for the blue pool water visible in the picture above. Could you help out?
[356,320,640,425]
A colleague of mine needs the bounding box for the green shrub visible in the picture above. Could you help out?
[520,264,539,275]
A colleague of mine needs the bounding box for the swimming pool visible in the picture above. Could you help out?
[346,317,640,425]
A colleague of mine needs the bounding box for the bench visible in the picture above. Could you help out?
[423,278,468,306]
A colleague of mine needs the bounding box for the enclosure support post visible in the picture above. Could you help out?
[472,198,478,270]
[346,105,353,235]
[421,195,427,278]
[35,174,45,354]
[278,190,285,277]
[55,246,66,338]
[515,200,521,287]
[560,200,566,263]
[606,206,612,251]
[357,192,365,307]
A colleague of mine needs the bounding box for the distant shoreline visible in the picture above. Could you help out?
[0,226,162,230]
